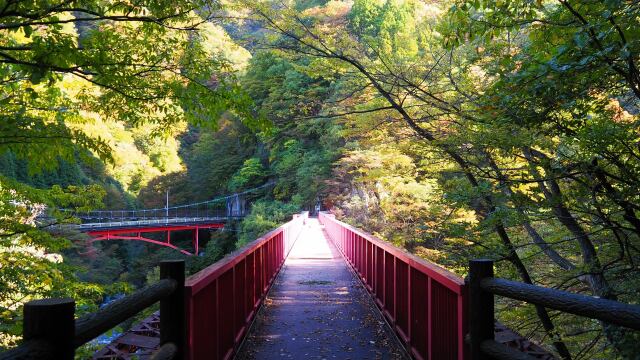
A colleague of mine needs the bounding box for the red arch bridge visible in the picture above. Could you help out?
[4,212,640,360]
[60,185,271,255]
[85,223,224,256]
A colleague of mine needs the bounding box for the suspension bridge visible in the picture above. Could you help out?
[51,184,273,256]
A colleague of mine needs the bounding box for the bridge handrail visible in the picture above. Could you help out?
[319,212,464,290]
[184,211,308,359]
[318,211,467,360]
[468,259,640,360]
[0,261,185,360]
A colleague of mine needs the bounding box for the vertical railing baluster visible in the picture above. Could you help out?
[160,260,185,360]
[468,259,494,360]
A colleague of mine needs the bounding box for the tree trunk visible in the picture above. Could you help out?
[486,154,577,271]
[523,148,633,354]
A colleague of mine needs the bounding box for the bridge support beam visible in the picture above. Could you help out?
[86,224,223,256]
[193,228,199,255]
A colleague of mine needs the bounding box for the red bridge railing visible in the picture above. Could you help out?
[319,212,467,360]
[184,212,308,360]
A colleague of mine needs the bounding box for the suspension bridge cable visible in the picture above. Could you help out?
[56,182,275,217]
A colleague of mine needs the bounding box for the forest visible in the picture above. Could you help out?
[0,0,639,359]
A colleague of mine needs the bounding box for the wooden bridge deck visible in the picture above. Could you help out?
[236,218,408,360]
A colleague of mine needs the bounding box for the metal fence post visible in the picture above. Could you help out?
[160,260,185,360]
[469,259,494,360]
[24,298,75,359]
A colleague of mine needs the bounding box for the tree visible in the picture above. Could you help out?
[0,179,109,348]
[0,0,262,348]
[0,2,259,167]
[241,50,340,208]
[237,0,640,357]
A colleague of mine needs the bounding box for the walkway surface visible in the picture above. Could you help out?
[236,219,408,360]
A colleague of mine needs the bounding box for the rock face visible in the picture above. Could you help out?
[227,193,247,217]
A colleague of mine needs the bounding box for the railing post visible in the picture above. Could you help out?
[24,298,75,359]
[469,259,494,360]
[160,260,185,360]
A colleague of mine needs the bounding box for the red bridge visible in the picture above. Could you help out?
[5,212,640,360]
[59,185,272,255]
[96,213,471,360]
[85,223,224,256]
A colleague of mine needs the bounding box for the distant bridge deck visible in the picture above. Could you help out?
[236,218,408,359]
[76,217,236,232]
